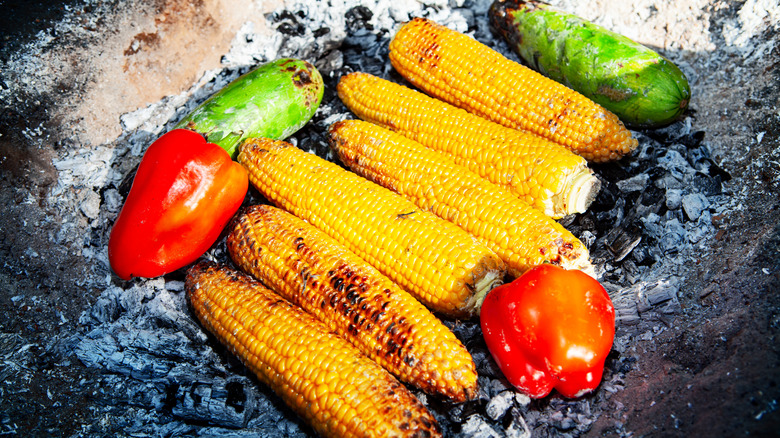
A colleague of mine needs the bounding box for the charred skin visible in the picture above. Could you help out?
[489,0,690,129]
[227,205,479,402]
[186,261,443,438]
[175,58,324,158]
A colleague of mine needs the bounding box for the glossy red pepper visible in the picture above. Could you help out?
[480,264,615,399]
[108,129,248,280]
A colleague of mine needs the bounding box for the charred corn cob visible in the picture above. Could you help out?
[186,261,441,438]
[337,71,600,218]
[388,17,638,162]
[238,138,505,318]
[329,120,593,278]
[227,204,478,402]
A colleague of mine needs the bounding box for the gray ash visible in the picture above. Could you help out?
[71,0,733,436]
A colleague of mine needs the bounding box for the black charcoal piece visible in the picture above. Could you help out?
[604,224,643,262]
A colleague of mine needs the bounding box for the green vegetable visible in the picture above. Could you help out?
[489,0,690,129]
[176,58,324,158]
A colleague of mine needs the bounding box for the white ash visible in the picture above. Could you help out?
[36,0,758,436]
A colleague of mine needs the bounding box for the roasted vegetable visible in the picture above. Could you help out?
[108,129,248,280]
[329,120,593,277]
[237,137,506,318]
[227,204,478,402]
[388,17,637,162]
[337,72,600,218]
[175,58,324,158]
[489,0,690,129]
[481,264,615,399]
[186,261,441,438]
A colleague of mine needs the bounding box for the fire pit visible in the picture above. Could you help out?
[0,0,778,436]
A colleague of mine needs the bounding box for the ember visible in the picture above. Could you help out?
[0,0,778,436]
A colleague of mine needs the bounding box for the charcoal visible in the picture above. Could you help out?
[276,20,306,36]
[570,211,595,231]
[459,408,531,438]
[659,218,686,254]
[682,192,710,221]
[655,173,685,190]
[637,280,681,316]
[486,391,515,420]
[616,173,649,193]
[345,5,374,32]
[638,182,665,206]
[484,376,513,398]
[693,171,723,195]
[473,348,504,378]
[680,130,706,148]
[666,188,683,210]
[578,230,597,249]
[621,259,641,284]
[604,224,642,262]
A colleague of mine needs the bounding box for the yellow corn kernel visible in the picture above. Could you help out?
[389,17,638,162]
[186,261,441,438]
[227,204,478,402]
[337,71,600,218]
[238,138,505,318]
[329,120,593,278]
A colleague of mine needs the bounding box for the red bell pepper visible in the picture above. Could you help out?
[108,129,248,280]
[480,264,615,399]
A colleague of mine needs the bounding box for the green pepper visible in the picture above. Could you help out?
[175,58,324,158]
[489,0,691,128]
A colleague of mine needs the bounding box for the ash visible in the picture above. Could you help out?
[16,0,764,437]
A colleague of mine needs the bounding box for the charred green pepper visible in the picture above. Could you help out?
[176,58,324,158]
[489,0,690,129]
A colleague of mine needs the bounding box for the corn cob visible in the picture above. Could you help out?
[227,204,478,402]
[238,138,505,318]
[329,120,593,278]
[186,261,441,438]
[388,17,638,162]
[337,71,600,218]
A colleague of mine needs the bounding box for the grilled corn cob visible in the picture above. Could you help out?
[337,71,600,218]
[388,17,638,162]
[186,261,441,438]
[329,120,593,278]
[227,204,478,402]
[238,138,505,318]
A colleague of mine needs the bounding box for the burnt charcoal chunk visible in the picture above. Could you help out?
[313,27,330,38]
[591,180,618,212]
[271,10,297,22]
[640,184,665,206]
[681,192,710,221]
[604,223,642,262]
[272,10,305,36]
[680,130,706,148]
[225,381,246,414]
[646,164,668,181]
[277,21,305,36]
[345,6,374,32]
[592,162,632,182]
[576,211,598,232]
[693,171,723,196]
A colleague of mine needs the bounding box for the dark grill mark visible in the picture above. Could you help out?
[292,69,313,88]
